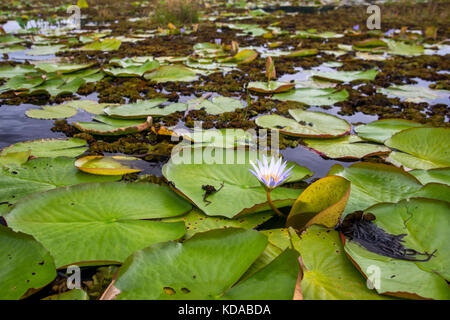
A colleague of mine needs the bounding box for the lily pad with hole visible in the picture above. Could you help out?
[103,98,169,119]
[144,65,199,83]
[385,127,450,169]
[73,115,152,136]
[287,176,351,230]
[163,148,312,218]
[343,198,450,300]
[75,155,145,176]
[328,162,430,215]
[102,228,299,300]
[272,88,349,106]
[6,182,191,267]
[303,135,391,159]
[255,109,351,138]
[311,69,378,83]
[247,81,295,93]
[0,157,119,204]
[355,119,425,143]
[0,226,56,300]
[1,138,88,158]
[297,225,390,300]
[25,104,78,119]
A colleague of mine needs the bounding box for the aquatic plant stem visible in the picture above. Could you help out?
[266,190,284,217]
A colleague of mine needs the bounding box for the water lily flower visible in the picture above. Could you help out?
[353,25,359,31]
[249,155,294,191]
[215,38,222,45]
[180,28,185,33]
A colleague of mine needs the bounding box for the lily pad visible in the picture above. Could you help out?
[272,88,349,106]
[6,182,191,267]
[102,228,299,300]
[26,44,66,56]
[303,135,391,159]
[287,176,351,230]
[163,148,312,218]
[385,39,424,56]
[0,226,56,300]
[144,65,198,83]
[75,155,144,175]
[103,98,170,119]
[294,30,343,39]
[35,63,94,74]
[73,115,152,136]
[104,60,160,77]
[328,162,425,215]
[1,138,88,158]
[355,119,425,143]
[25,104,77,119]
[42,289,89,300]
[311,69,378,83]
[186,95,245,115]
[0,157,119,204]
[410,168,450,186]
[343,198,450,300]
[283,49,318,58]
[247,81,295,93]
[0,150,31,166]
[297,225,389,300]
[255,109,351,138]
[385,127,450,169]
[79,39,121,51]
[378,85,449,103]
[219,49,258,64]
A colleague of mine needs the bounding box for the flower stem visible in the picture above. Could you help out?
[266,190,284,217]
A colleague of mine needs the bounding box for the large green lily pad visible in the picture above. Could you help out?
[104,60,160,77]
[103,98,171,119]
[6,182,191,267]
[35,63,94,74]
[272,88,349,106]
[163,148,312,218]
[79,39,121,51]
[25,104,78,119]
[385,127,450,169]
[0,225,56,300]
[343,198,450,300]
[73,115,152,136]
[311,69,378,83]
[255,109,351,138]
[103,228,299,300]
[297,225,389,300]
[0,157,119,204]
[303,135,391,159]
[355,119,425,143]
[247,81,295,93]
[1,138,88,158]
[410,168,450,186]
[378,85,449,103]
[144,65,198,83]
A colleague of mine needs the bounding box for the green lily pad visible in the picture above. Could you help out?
[0,226,56,300]
[283,49,318,58]
[0,157,119,204]
[297,225,390,300]
[144,65,198,83]
[103,98,170,119]
[104,60,160,77]
[385,127,450,169]
[162,148,312,218]
[0,74,45,92]
[303,135,391,159]
[1,138,88,158]
[378,85,449,103]
[26,44,66,56]
[0,35,23,44]
[35,63,94,74]
[353,39,388,51]
[75,155,144,176]
[343,198,450,300]
[328,162,432,215]
[166,208,273,239]
[42,289,89,300]
[410,168,450,186]
[186,95,245,115]
[0,65,36,79]
[0,44,26,54]
[272,88,349,106]
[294,30,343,39]
[311,69,378,83]
[247,81,295,93]
[0,150,31,166]
[25,104,77,119]
[103,228,299,300]
[73,115,152,136]
[355,119,425,143]
[26,77,85,97]
[385,39,424,56]
[6,182,191,267]
[79,39,121,51]
[64,100,114,115]
[255,109,351,138]
[219,49,258,64]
